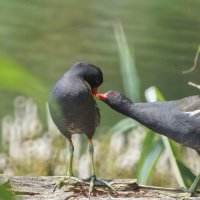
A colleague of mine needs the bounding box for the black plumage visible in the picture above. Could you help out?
[48,62,101,139]
[48,62,115,195]
[97,91,200,195]
[97,91,200,153]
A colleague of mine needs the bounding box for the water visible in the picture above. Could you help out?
[0,0,199,129]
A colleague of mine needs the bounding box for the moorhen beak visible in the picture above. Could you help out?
[96,92,108,100]
[48,62,115,196]
[97,90,200,195]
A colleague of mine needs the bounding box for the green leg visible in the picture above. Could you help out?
[88,139,95,177]
[88,139,116,196]
[67,137,74,176]
[53,137,83,192]
[88,139,96,195]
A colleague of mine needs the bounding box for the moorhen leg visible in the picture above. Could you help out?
[86,139,116,196]
[53,137,83,191]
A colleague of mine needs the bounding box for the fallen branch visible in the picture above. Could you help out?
[0,174,199,199]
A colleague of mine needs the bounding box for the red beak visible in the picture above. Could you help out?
[91,87,99,95]
[96,93,107,100]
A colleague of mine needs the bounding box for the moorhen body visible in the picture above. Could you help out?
[48,62,113,195]
[97,91,200,194]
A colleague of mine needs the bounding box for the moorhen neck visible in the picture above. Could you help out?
[48,62,114,195]
[97,91,200,194]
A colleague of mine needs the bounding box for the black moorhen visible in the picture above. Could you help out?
[48,62,114,195]
[96,91,200,194]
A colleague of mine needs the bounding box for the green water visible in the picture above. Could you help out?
[0,0,199,129]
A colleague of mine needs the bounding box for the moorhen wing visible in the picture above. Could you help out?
[97,91,200,195]
[48,62,114,195]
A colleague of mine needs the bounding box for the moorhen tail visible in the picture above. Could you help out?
[48,62,114,195]
[96,91,200,195]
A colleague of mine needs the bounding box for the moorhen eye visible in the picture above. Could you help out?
[110,91,117,96]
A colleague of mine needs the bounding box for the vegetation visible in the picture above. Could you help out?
[114,24,199,189]
[0,37,199,200]
[0,5,200,197]
[0,185,14,200]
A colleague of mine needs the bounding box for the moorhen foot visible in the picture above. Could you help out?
[48,62,115,195]
[97,91,200,196]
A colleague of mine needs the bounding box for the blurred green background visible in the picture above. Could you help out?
[0,0,199,128]
[0,2,200,197]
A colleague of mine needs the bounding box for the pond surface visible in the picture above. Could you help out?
[0,0,199,130]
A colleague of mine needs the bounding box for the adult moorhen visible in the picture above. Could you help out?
[48,62,114,195]
[96,91,200,194]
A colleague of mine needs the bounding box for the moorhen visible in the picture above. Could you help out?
[96,91,200,194]
[48,62,114,195]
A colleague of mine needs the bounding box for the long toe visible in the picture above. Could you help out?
[96,177,116,193]
[87,176,117,196]
[53,176,84,192]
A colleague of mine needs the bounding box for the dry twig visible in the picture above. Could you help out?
[182,45,200,74]
[188,82,200,90]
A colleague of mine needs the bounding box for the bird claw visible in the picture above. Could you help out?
[53,176,84,192]
[96,178,116,192]
[86,175,117,196]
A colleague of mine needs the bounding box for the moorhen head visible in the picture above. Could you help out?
[48,62,114,195]
[96,90,133,113]
[69,62,103,95]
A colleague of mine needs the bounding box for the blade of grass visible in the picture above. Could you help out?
[114,22,141,101]
[138,139,164,184]
[176,159,196,188]
[136,129,155,178]
[110,118,138,134]
[145,86,186,188]
[162,136,186,187]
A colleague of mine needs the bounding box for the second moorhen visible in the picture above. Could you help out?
[48,62,114,195]
[97,91,200,194]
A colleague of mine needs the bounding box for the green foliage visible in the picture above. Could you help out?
[136,129,156,177]
[140,86,196,189]
[113,25,195,187]
[110,118,138,134]
[0,185,14,200]
[176,160,196,187]
[114,22,141,101]
[161,136,186,187]
[0,52,49,117]
[138,139,164,184]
